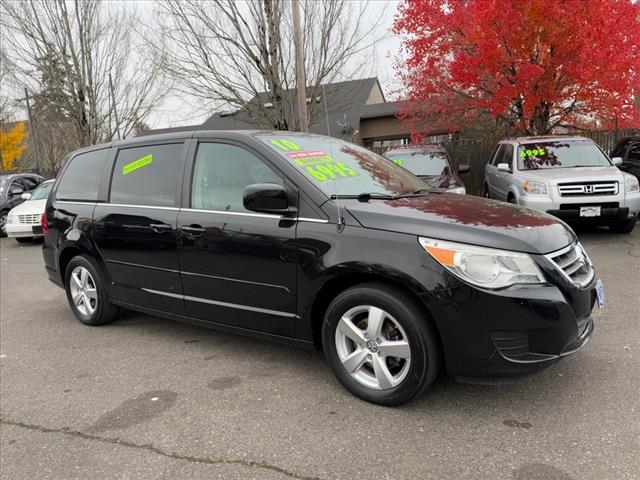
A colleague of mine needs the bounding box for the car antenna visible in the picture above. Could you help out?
[323,83,345,231]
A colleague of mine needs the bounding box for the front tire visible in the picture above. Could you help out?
[64,255,120,326]
[0,211,8,237]
[609,217,636,234]
[322,283,441,406]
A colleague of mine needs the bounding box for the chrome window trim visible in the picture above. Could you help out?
[54,202,330,223]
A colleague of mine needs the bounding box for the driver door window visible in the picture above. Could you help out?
[191,142,283,212]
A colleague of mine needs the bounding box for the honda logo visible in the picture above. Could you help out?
[584,185,594,194]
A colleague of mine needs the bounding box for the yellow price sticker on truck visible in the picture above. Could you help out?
[122,154,153,175]
[286,151,359,182]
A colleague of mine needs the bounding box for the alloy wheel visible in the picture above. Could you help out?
[334,305,411,390]
[69,266,98,317]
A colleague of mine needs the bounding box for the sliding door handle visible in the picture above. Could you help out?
[149,223,172,233]
[181,225,206,237]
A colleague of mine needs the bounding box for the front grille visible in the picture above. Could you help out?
[546,242,594,287]
[18,214,41,224]
[558,181,618,197]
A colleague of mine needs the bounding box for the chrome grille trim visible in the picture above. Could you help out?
[558,182,618,197]
[545,242,594,288]
[17,214,41,225]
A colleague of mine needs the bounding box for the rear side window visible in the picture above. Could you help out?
[191,142,282,212]
[110,143,183,207]
[56,149,108,201]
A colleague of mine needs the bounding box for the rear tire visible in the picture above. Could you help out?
[609,217,636,234]
[64,255,120,326]
[322,282,441,406]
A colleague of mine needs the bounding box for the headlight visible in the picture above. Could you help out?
[419,237,546,289]
[523,180,548,195]
[448,186,466,195]
[625,175,639,193]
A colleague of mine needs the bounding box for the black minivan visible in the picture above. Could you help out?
[42,131,598,405]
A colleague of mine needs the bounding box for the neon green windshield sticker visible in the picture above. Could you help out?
[392,158,404,166]
[520,148,545,158]
[270,139,301,151]
[122,154,153,175]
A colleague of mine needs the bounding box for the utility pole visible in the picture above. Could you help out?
[109,72,121,140]
[24,88,41,174]
[292,0,308,132]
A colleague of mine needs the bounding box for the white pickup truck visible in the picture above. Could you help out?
[484,136,640,233]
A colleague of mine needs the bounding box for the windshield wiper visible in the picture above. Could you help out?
[330,190,433,202]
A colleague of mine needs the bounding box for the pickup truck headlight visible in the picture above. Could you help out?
[447,186,466,195]
[625,175,639,193]
[419,237,546,289]
[523,180,548,195]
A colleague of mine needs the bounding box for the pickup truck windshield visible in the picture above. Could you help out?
[384,151,452,176]
[518,140,611,170]
[257,134,428,196]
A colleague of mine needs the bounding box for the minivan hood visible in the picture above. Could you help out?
[520,166,622,184]
[345,194,574,255]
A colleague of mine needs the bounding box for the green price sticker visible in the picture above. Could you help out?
[304,162,358,182]
[520,148,545,158]
[270,139,301,151]
[122,154,153,175]
[392,158,405,166]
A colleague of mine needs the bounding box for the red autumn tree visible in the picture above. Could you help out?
[394,0,640,137]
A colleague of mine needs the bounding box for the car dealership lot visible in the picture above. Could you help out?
[0,230,638,480]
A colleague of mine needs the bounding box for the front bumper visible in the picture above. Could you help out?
[5,223,43,238]
[419,275,596,378]
[519,190,640,223]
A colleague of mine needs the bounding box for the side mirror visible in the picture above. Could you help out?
[458,164,470,174]
[21,192,32,200]
[612,157,623,166]
[243,183,296,215]
[497,163,511,172]
[9,187,24,196]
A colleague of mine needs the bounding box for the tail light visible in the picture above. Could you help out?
[41,213,49,236]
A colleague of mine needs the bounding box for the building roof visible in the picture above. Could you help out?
[145,77,389,140]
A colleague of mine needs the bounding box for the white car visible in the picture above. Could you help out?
[5,179,54,243]
[484,136,640,233]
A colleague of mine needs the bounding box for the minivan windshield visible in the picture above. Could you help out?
[258,134,429,197]
[384,150,452,176]
[29,181,53,200]
[517,140,611,170]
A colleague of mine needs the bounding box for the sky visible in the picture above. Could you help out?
[146,0,404,129]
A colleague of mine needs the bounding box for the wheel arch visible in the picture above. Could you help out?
[308,271,445,364]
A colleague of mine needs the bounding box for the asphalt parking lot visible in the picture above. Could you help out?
[0,229,638,480]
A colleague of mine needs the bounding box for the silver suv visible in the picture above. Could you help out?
[484,136,640,233]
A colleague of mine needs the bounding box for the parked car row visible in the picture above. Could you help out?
[0,173,45,239]
[40,130,602,406]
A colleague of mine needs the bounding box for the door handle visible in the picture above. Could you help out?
[181,225,206,237]
[149,223,172,233]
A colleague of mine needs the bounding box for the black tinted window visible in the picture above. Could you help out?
[192,142,282,212]
[56,149,107,201]
[628,143,640,161]
[110,143,183,207]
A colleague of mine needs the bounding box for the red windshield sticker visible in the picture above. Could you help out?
[286,151,327,160]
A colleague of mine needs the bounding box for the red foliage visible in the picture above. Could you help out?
[394,0,640,136]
